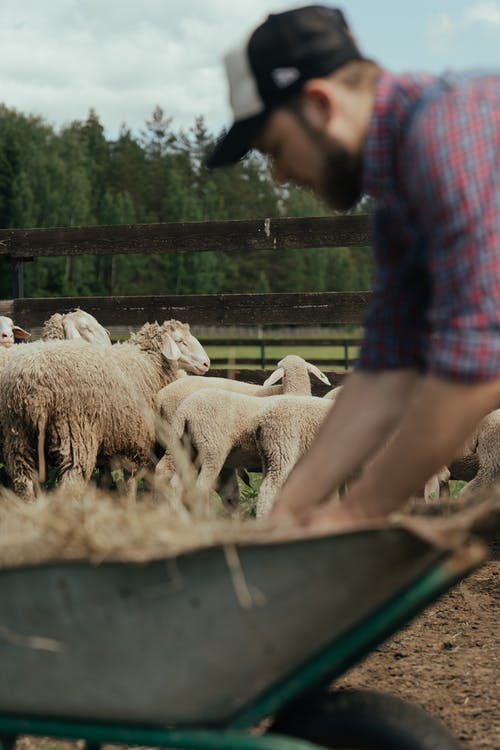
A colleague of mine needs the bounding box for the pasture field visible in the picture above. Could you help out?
[203,341,359,368]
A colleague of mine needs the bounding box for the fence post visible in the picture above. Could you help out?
[343,339,349,370]
[12,259,24,298]
[258,326,266,369]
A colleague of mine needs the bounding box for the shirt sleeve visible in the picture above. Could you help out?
[402,81,500,381]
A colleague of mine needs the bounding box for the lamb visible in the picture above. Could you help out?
[156,354,330,423]
[154,365,288,503]
[158,364,449,517]
[41,309,111,347]
[0,320,210,500]
[253,393,338,515]
[155,355,330,508]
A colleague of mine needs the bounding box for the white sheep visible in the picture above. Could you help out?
[254,388,457,515]
[253,393,337,515]
[1,310,111,373]
[155,355,330,508]
[452,410,500,501]
[0,316,30,348]
[0,320,209,499]
[155,370,284,503]
[41,309,111,347]
[156,354,330,422]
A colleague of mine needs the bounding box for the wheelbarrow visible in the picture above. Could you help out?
[0,500,496,750]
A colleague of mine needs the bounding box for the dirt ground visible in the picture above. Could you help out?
[336,540,500,750]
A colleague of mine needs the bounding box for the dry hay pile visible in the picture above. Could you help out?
[0,483,273,570]
[0,472,499,572]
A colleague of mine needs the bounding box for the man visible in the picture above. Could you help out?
[207,5,500,530]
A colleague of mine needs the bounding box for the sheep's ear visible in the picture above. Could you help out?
[63,320,82,340]
[263,366,284,387]
[161,334,182,362]
[305,361,330,385]
[13,326,31,340]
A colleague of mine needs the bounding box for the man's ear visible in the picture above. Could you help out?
[302,78,336,123]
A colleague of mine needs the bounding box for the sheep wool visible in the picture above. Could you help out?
[0,320,206,499]
[155,355,331,510]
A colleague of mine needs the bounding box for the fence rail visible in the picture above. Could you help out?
[0,214,370,259]
[0,291,371,328]
[1,214,372,376]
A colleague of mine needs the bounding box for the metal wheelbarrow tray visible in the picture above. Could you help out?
[0,502,495,749]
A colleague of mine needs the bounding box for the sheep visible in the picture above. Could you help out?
[155,355,330,509]
[41,309,111,347]
[156,354,330,423]
[1,310,110,373]
[0,320,210,500]
[155,369,286,503]
[0,317,31,379]
[156,375,283,425]
[253,394,338,516]
[254,389,457,515]
[451,410,500,502]
[0,316,30,348]
[0,310,113,373]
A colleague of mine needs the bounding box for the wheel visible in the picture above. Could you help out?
[268,688,464,750]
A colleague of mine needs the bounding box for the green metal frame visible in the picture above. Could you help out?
[0,722,321,750]
[0,554,473,750]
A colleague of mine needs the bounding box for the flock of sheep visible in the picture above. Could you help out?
[0,310,496,515]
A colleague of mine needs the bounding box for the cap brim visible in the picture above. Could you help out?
[205,112,268,168]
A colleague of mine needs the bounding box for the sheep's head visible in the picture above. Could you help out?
[160,320,210,374]
[42,309,111,346]
[263,355,330,387]
[62,309,111,347]
[132,320,210,375]
[0,316,30,348]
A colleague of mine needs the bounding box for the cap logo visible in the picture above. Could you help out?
[271,66,300,89]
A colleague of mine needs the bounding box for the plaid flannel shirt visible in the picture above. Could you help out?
[358,69,500,381]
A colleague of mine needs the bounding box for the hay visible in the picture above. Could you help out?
[0,483,274,570]
[1,473,498,572]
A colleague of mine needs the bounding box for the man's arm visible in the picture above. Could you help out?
[270,368,421,522]
[322,375,500,524]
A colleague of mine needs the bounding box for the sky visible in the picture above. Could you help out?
[0,0,499,139]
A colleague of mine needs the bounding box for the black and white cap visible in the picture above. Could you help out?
[206,5,363,168]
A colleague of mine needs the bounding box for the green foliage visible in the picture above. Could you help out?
[237,472,262,518]
[0,103,373,297]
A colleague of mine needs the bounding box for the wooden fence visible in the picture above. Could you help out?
[199,336,362,369]
[0,215,372,384]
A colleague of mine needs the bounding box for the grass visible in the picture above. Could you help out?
[205,343,359,371]
[206,343,359,357]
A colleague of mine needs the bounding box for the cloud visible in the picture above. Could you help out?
[428,0,500,54]
[0,0,292,136]
[464,0,500,26]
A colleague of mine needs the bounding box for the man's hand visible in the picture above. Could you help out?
[269,369,420,523]
[271,373,500,530]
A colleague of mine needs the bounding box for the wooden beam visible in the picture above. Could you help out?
[0,215,370,259]
[5,291,371,328]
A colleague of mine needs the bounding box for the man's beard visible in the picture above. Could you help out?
[320,141,363,211]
